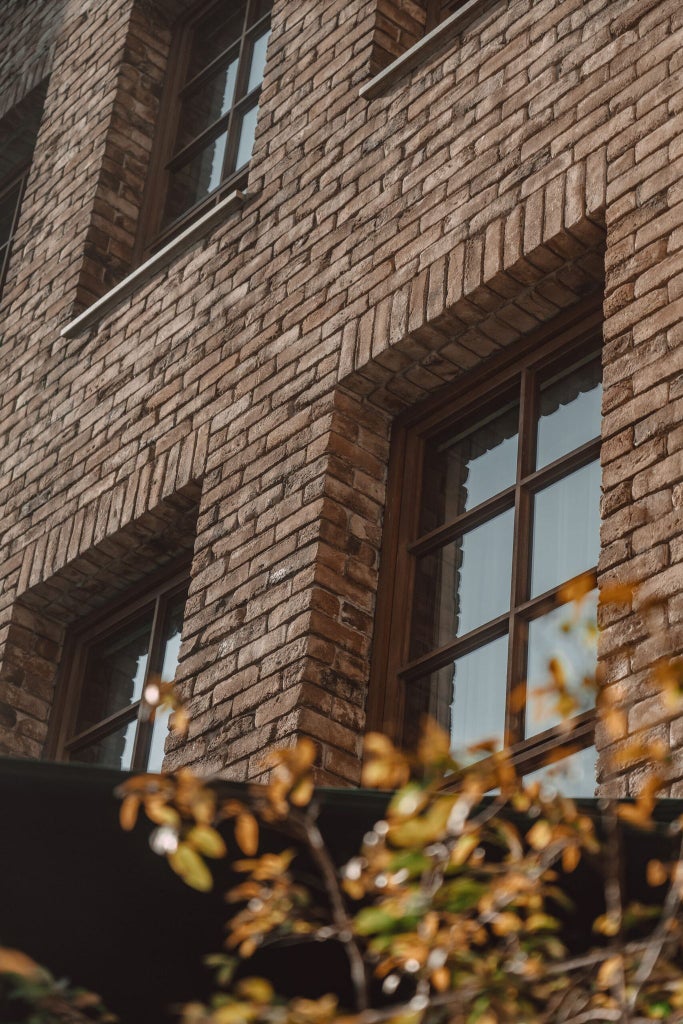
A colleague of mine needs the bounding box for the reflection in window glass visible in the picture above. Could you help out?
[524,744,597,798]
[421,404,518,532]
[536,357,601,468]
[450,636,508,753]
[164,133,228,226]
[247,30,270,93]
[530,459,601,597]
[411,508,515,657]
[147,705,172,773]
[76,617,153,736]
[525,590,598,738]
[146,595,185,771]
[188,2,247,79]
[72,717,138,772]
[235,103,259,170]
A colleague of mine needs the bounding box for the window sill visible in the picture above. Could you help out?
[360,0,494,101]
[60,189,246,339]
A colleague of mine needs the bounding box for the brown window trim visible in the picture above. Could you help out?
[45,559,191,769]
[367,300,604,776]
[136,0,270,262]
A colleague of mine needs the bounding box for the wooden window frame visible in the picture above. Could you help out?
[137,0,271,259]
[46,562,191,771]
[367,302,604,779]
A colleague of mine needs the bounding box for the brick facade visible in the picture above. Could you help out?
[1,0,682,792]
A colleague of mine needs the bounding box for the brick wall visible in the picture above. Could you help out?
[1,0,682,791]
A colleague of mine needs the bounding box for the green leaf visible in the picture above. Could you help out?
[353,907,399,936]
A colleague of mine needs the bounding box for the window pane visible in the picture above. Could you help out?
[420,404,518,533]
[536,357,602,468]
[247,30,270,93]
[0,179,22,246]
[175,58,238,154]
[524,744,597,798]
[450,637,508,753]
[71,718,137,771]
[188,2,247,80]
[524,590,598,738]
[530,459,601,597]
[234,102,259,170]
[411,507,514,657]
[147,706,172,773]
[145,593,186,772]
[405,637,508,755]
[75,615,153,735]
[248,0,271,25]
[163,132,228,226]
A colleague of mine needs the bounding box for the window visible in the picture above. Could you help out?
[0,82,48,298]
[143,0,271,251]
[52,570,189,772]
[370,310,603,794]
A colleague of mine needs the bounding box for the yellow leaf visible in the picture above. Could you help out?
[562,845,581,873]
[235,813,259,856]
[0,948,42,978]
[169,842,213,892]
[119,794,140,832]
[647,859,668,886]
[235,977,274,1004]
[145,798,181,829]
[593,913,620,937]
[491,912,522,936]
[526,820,553,850]
[187,825,227,859]
[211,1004,257,1024]
[597,955,623,990]
[291,776,315,807]
[171,707,190,735]
[450,832,479,867]
[431,966,450,992]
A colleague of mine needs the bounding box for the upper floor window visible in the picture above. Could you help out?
[0,81,48,298]
[370,311,603,795]
[142,0,272,253]
[424,0,471,30]
[50,569,189,773]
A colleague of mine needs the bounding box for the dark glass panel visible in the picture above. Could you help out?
[530,459,601,597]
[163,131,228,226]
[248,0,271,25]
[187,1,248,82]
[74,615,153,736]
[0,179,21,246]
[536,356,602,468]
[524,590,598,738]
[175,57,238,154]
[71,717,137,771]
[411,507,514,657]
[420,403,518,534]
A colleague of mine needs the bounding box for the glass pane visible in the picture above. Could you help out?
[144,593,186,772]
[536,357,602,468]
[188,2,247,81]
[247,30,270,93]
[524,745,597,798]
[530,459,601,597]
[0,179,21,246]
[411,507,514,657]
[176,58,238,153]
[235,102,259,170]
[71,718,137,771]
[525,590,598,738]
[451,637,508,753]
[406,636,509,754]
[420,403,518,534]
[75,615,153,735]
[163,132,228,226]
[147,706,172,773]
